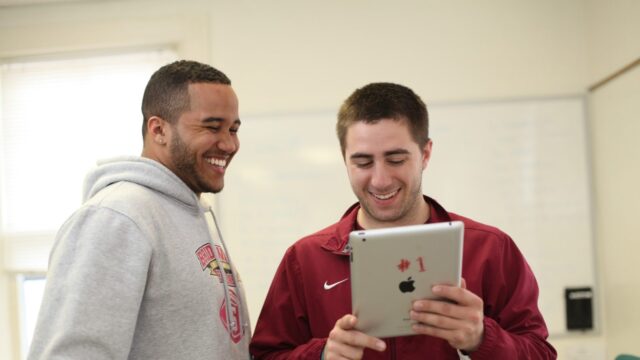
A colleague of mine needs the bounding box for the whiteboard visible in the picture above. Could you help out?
[218,96,595,336]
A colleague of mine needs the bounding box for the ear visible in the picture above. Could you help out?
[147,116,168,145]
[421,139,433,170]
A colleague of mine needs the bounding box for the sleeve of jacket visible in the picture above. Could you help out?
[468,233,557,359]
[250,245,326,360]
[27,206,152,360]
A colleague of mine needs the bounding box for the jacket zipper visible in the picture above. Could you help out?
[390,338,396,360]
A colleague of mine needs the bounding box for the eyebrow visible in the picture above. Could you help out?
[349,153,373,161]
[349,148,410,161]
[202,117,242,126]
[383,149,410,157]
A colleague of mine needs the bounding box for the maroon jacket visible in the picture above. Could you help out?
[250,196,556,359]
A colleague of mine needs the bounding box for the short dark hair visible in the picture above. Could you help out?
[336,82,429,156]
[141,60,231,138]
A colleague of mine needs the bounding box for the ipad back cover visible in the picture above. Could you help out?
[349,221,464,338]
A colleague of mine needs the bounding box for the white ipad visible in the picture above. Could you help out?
[349,221,464,338]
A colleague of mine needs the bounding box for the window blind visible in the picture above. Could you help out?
[1,48,177,272]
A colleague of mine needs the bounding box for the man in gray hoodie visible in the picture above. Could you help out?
[28,60,250,359]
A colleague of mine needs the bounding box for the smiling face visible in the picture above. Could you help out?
[344,118,432,229]
[146,82,240,195]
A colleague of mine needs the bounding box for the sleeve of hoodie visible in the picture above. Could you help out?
[28,205,152,360]
[250,246,326,360]
[467,232,557,360]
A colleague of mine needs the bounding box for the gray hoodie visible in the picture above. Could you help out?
[28,156,250,359]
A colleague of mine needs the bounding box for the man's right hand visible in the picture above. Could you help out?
[323,314,386,360]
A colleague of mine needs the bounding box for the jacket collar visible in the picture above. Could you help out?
[321,195,452,255]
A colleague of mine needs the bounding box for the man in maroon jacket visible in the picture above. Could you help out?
[249,83,557,359]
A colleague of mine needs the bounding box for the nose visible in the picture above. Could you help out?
[218,132,239,154]
[370,162,393,190]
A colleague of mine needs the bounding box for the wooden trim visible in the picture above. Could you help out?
[588,57,640,92]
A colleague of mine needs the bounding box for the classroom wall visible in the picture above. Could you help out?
[0,0,211,61]
[590,64,640,360]
[209,0,588,115]
[1,0,636,359]
[586,0,640,358]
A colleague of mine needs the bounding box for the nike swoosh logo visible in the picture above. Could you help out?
[323,278,349,290]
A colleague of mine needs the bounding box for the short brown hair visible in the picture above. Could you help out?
[336,82,429,156]
[141,60,231,138]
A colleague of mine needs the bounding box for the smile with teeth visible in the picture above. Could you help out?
[206,157,227,168]
[371,189,398,200]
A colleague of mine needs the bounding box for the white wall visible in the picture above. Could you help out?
[210,0,588,115]
[0,0,211,60]
[590,64,640,360]
[586,1,640,358]
[586,0,640,84]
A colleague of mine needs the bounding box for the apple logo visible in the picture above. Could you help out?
[399,277,416,293]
